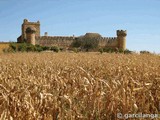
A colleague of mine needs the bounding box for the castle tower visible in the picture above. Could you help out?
[26,27,36,45]
[44,32,48,36]
[21,19,40,42]
[117,30,127,50]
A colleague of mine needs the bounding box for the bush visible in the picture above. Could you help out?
[26,44,35,52]
[101,47,132,54]
[17,43,27,52]
[16,43,36,52]
[59,47,64,51]
[118,49,124,53]
[9,43,17,52]
[140,50,151,54]
[99,48,104,54]
[50,46,59,52]
[5,43,46,53]
[34,45,43,52]
[71,39,82,48]
[73,48,79,53]
[124,49,132,54]
[42,46,50,51]
[103,47,115,53]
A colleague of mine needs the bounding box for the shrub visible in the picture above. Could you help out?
[35,44,41,48]
[124,49,132,54]
[50,46,59,52]
[5,43,46,53]
[73,48,79,53]
[101,47,132,54]
[59,47,64,51]
[16,43,37,52]
[103,47,115,53]
[26,44,35,52]
[42,46,50,51]
[118,49,124,53]
[99,48,104,54]
[17,43,27,52]
[140,50,151,54]
[9,43,17,52]
[71,39,82,48]
[34,45,43,52]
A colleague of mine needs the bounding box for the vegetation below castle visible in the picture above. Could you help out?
[3,43,60,53]
[71,37,133,54]
[2,42,154,55]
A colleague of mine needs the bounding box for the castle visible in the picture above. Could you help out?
[17,19,127,50]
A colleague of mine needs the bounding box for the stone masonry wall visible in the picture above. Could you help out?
[36,36,75,48]
[99,37,118,48]
[36,36,118,49]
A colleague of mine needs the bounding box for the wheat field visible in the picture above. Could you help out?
[0,52,160,120]
[0,43,9,54]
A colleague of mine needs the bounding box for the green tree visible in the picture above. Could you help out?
[83,38,99,51]
[71,39,82,48]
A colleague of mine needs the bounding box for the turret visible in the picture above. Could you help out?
[20,19,40,43]
[44,32,48,36]
[117,30,127,50]
[26,27,36,45]
[23,19,28,23]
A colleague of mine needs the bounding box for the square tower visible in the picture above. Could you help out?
[21,19,40,42]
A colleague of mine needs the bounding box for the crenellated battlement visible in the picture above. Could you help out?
[37,36,76,41]
[117,30,127,37]
[101,37,117,39]
[23,19,40,25]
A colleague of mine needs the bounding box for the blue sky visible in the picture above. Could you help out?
[0,0,160,53]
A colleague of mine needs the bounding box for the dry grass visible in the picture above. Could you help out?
[0,43,9,53]
[0,52,160,120]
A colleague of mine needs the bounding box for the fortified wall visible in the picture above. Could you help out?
[36,36,75,47]
[17,19,127,50]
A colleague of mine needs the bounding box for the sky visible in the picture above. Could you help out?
[0,0,160,53]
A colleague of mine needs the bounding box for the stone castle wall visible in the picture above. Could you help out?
[35,36,118,48]
[36,36,75,47]
[99,37,118,48]
[17,19,127,50]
